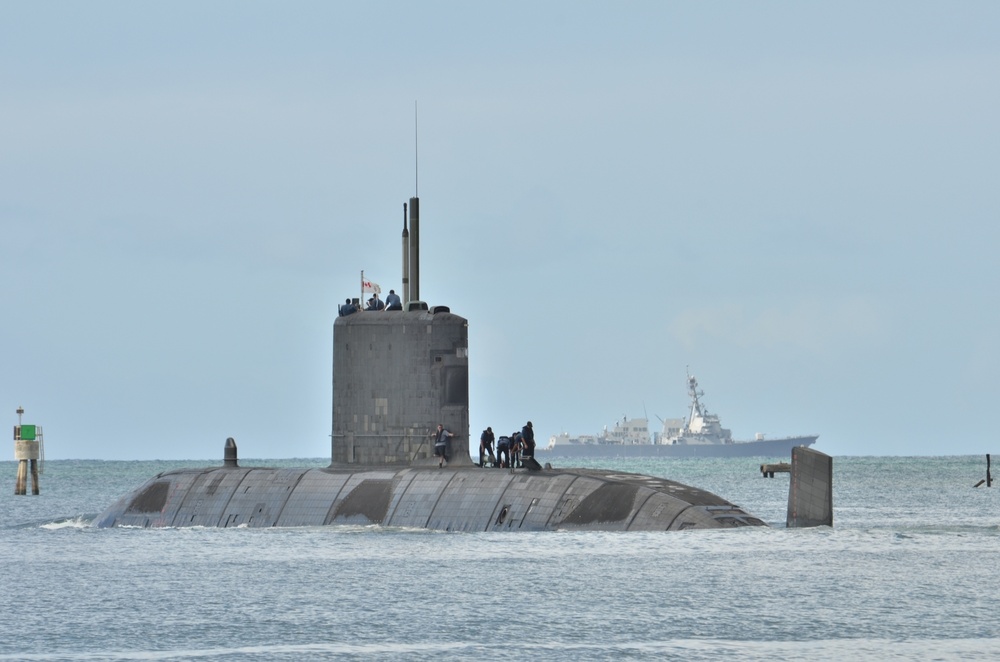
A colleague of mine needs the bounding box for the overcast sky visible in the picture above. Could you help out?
[3,2,998,460]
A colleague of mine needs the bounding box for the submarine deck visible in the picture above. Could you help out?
[95,464,765,531]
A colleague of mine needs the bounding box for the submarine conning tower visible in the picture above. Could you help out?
[332,309,470,466]
[331,194,472,467]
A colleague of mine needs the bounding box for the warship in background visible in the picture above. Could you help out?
[542,373,818,459]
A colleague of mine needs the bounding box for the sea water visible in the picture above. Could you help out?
[1,456,998,661]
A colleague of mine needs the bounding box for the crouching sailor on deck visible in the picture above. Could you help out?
[479,427,496,467]
[496,435,511,468]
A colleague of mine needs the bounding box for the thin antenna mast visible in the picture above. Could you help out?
[414,100,418,196]
[408,101,421,303]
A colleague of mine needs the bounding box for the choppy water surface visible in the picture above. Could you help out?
[1,456,998,660]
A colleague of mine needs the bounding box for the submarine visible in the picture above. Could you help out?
[96,194,830,531]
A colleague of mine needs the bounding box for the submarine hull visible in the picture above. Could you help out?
[94,465,765,531]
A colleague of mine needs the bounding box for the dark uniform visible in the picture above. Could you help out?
[496,436,511,468]
[479,427,496,467]
[521,421,541,471]
[433,424,452,466]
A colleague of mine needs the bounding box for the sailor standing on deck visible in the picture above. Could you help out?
[433,424,453,467]
[521,422,535,457]
[521,421,540,471]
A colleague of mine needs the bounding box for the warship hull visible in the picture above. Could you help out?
[540,435,818,460]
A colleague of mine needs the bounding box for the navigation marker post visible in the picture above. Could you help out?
[13,406,42,495]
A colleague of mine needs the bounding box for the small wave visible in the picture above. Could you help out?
[6,514,98,530]
[894,523,1000,536]
[40,515,97,530]
[311,523,442,535]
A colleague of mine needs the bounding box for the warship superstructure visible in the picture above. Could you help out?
[542,373,818,459]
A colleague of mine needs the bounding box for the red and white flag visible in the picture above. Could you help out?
[362,279,381,295]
